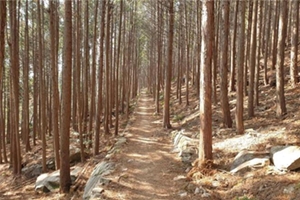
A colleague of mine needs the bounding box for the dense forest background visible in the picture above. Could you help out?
[0,0,299,196]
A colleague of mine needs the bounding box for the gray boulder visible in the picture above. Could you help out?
[22,164,43,179]
[270,146,300,170]
[83,161,115,200]
[230,150,270,174]
[35,166,81,193]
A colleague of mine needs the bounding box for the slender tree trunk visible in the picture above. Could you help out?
[156,0,162,114]
[236,1,246,135]
[94,0,106,155]
[212,1,218,105]
[248,0,258,118]
[60,0,72,193]
[276,0,288,116]
[0,0,6,164]
[114,0,123,136]
[244,1,253,97]
[163,0,174,129]
[37,0,47,172]
[254,1,263,106]
[9,0,21,174]
[105,1,111,135]
[33,6,38,146]
[271,2,279,71]
[263,1,271,85]
[82,0,89,140]
[50,0,60,170]
[199,0,213,165]
[185,1,190,107]
[290,1,299,87]
[22,0,30,152]
[229,1,238,92]
[88,1,99,143]
[220,1,232,128]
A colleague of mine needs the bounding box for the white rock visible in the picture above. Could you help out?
[283,185,295,194]
[201,192,211,198]
[271,146,300,170]
[173,175,186,181]
[179,191,188,197]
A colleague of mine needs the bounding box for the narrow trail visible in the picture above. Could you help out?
[103,90,190,200]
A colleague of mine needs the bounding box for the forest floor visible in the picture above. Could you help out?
[1,72,300,199]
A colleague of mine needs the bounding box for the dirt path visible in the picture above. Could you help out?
[103,90,190,200]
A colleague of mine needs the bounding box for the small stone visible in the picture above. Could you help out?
[92,187,104,194]
[283,185,295,194]
[185,167,191,173]
[201,192,211,198]
[212,181,220,188]
[173,175,186,181]
[194,187,201,194]
[179,191,188,197]
[185,183,197,193]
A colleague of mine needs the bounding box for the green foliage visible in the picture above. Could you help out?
[159,93,164,101]
[173,114,184,122]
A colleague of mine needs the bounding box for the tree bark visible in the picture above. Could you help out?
[115,0,123,136]
[0,0,6,164]
[275,0,288,116]
[60,0,72,193]
[290,0,299,87]
[50,0,60,170]
[248,0,258,118]
[163,0,174,129]
[236,1,246,135]
[94,0,106,155]
[229,1,238,92]
[199,0,213,165]
[219,1,232,128]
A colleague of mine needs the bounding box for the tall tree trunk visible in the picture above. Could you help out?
[156,0,162,114]
[22,0,30,152]
[290,1,299,87]
[104,1,111,135]
[163,0,174,129]
[37,0,47,172]
[199,0,213,165]
[185,1,190,107]
[275,0,288,116]
[263,1,271,85]
[94,0,106,155]
[236,1,246,135]
[271,2,279,71]
[114,0,123,136]
[248,0,258,118]
[254,1,263,106]
[82,0,89,139]
[88,1,99,143]
[229,1,238,92]
[50,0,60,170]
[0,0,6,164]
[60,0,72,193]
[9,0,21,174]
[244,1,253,97]
[219,1,232,128]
